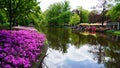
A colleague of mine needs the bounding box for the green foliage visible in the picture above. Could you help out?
[82,9,89,23]
[0,0,42,27]
[0,9,8,24]
[106,3,120,21]
[77,6,89,23]
[44,1,71,26]
[109,0,120,2]
[0,22,9,27]
[37,13,48,26]
[69,13,80,25]
[106,30,120,35]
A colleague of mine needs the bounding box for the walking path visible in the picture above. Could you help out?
[12,26,37,31]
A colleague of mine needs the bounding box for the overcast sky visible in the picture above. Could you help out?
[37,0,99,12]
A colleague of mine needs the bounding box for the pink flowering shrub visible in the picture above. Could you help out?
[0,30,46,68]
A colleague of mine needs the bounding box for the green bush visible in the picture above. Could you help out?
[0,22,9,29]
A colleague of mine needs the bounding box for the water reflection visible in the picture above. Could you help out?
[104,40,120,68]
[40,27,69,53]
[44,45,104,68]
[38,27,120,68]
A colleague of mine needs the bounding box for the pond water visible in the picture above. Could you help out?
[38,27,120,68]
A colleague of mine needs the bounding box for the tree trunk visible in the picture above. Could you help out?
[102,8,105,27]
[9,0,12,30]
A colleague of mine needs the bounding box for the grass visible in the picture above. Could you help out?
[106,30,120,35]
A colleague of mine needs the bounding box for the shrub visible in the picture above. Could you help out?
[0,30,46,68]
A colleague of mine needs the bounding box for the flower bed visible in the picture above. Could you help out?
[0,30,46,68]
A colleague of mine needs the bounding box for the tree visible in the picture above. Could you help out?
[89,10,101,23]
[37,12,48,26]
[91,0,109,26]
[44,0,71,26]
[77,6,89,23]
[0,0,41,29]
[99,0,107,26]
[88,10,109,23]
[69,13,80,25]
[0,9,8,24]
[106,3,120,21]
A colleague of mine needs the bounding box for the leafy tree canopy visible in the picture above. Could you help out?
[44,0,71,26]
[0,0,42,27]
[77,6,89,23]
[106,3,120,21]
[69,13,80,25]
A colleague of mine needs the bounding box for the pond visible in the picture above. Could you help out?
[38,27,120,68]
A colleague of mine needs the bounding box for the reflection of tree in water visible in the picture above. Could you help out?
[70,31,106,47]
[104,40,120,68]
[99,33,120,68]
[38,27,120,67]
[70,31,107,64]
[69,31,84,48]
[87,34,120,67]
[71,31,120,67]
[70,31,98,48]
[87,34,109,64]
[88,44,105,64]
[107,34,120,42]
[42,27,69,53]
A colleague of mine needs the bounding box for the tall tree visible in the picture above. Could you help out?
[106,3,120,21]
[97,0,108,26]
[69,13,80,25]
[91,0,109,26]
[89,10,101,23]
[89,10,109,23]
[77,6,89,23]
[0,0,41,29]
[44,0,71,26]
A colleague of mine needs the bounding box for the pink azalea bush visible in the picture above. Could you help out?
[0,30,46,68]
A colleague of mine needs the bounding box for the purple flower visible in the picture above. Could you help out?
[4,43,11,47]
[4,64,11,68]
[0,29,46,67]
[0,53,6,58]
[4,55,14,63]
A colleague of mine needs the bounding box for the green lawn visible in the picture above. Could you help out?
[106,30,120,35]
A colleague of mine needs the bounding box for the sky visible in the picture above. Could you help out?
[38,0,99,12]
